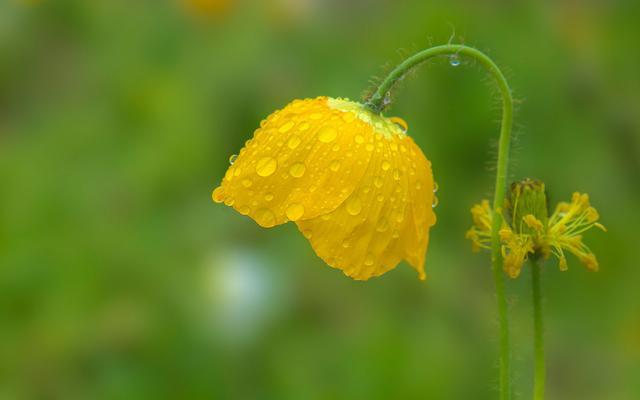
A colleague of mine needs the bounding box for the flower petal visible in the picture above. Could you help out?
[296,130,436,280]
[213,97,376,227]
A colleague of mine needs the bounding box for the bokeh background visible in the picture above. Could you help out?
[1,0,639,398]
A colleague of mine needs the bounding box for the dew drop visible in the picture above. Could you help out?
[332,144,340,152]
[298,122,310,131]
[342,240,350,248]
[286,203,305,221]
[278,121,295,133]
[241,178,253,188]
[256,208,276,227]
[355,135,365,144]
[212,187,225,203]
[342,112,356,123]
[224,197,235,206]
[376,218,389,232]
[318,126,338,143]
[364,253,375,266]
[229,154,238,164]
[390,142,398,151]
[382,93,392,107]
[433,182,439,193]
[256,156,277,177]
[330,160,341,172]
[392,230,400,239]
[374,176,384,188]
[416,181,422,190]
[376,194,384,202]
[289,162,306,178]
[381,160,391,171]
[432,195,439,208]
[302,229,313,239]
[287,136,301,149]
[366,143,374,152]
[396,213,404,223]
[449,54,461,67]
[264,192,274,201]
[346,196,362,216]
[238,205,250,215]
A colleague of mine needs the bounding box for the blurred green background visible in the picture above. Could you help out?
[1,0,639,399]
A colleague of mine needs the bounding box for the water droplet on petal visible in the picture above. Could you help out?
[256,208,276,227]
[432,195,439,208]
[256,157,277,177]
[286,203,305,221]
[355,135,365,144]
[376,194,384,202]
[212,187,225,203]
[392,230,400,238]
[229,154,238,164]
[330,160,341,172]
[241,178,253,188]
[342,112,356,123]
[287,136,301,149]
[376,218,389,232]
[389,116,408,132]
[224,197,235,206]
[450,54,461,67]
[289,162,306,178]
[381,160,391,171]
[264,192,274,201]
[318,126,338,143]
[364,253,375,266]
[374,176,384,188]
[366,143,374,152]
[278,121,295,133]
[416,181,422,190]
[342,240,350,248]
[346,196,362,216]
[302,229,313,239]
[238,205,250,215]
[433,182,439,193]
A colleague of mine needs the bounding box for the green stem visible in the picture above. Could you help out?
[530,258,545,400]
[366,44,514,400]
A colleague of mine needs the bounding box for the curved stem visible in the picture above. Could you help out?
[366,44,514,399]
[530,258,546,400]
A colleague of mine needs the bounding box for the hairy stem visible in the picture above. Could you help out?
[366,44,514,399]
[531,258,545,400]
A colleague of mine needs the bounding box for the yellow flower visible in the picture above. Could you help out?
[466,186,605,278]
[212,97,437,280]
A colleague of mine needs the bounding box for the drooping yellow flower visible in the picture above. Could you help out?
[212,97,437,280]
[466,179,605,278]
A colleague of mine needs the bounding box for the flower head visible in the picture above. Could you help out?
[213,97,437,281]
[466,179,605,278]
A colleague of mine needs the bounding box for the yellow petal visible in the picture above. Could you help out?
[213,97,376,227]
[296,121,436,281]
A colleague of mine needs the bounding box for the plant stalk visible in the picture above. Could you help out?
[531,257,545,400]
[366,44,514,400]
